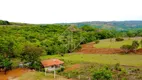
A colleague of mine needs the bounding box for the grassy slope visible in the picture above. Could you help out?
[41,53,142,66]
[95,37,142,48]
[18,72,69,80]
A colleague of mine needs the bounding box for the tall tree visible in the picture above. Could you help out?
[20,44,43,69]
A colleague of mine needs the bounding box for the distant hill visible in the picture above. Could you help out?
[1,20,142,30]
[63,21,142,30]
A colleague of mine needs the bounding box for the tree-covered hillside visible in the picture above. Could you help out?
[0,20,142,57]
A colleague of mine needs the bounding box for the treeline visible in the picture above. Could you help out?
[0,22,142,57]
[0,20,10,25]
[69,21,142,30]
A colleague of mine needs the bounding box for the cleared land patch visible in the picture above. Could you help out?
[78,42,122,54]
[0,68,29,80]
[77,37,142,54]
[95,37,142,48]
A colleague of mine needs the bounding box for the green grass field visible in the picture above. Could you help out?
[94,37,142,48]
[41,53,142,66]
[18,72,69,80]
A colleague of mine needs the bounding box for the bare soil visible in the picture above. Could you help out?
[78,42,142,54]
[137,48,142,54]
[78,42,123,54]
[0,68,30,80]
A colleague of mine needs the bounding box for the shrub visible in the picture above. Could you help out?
[0,55,12,74]
[118,68,127,78]
[93,67,112,80]
[114,63,121,71]
[61,66,65,71]
[62,70,79,79]
[130,68,140,73]
[115,38,124,41]
[28,61,42,70]
[57,66,65,73]
[95,40,100,44]
[121,40,139,53]
[120,45,132,53]
[140,40,142,48]
[121,77,127,80]
[131,40,139,51]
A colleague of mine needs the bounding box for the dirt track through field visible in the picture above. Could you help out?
[0,68,30,80]
[78,42,123,54]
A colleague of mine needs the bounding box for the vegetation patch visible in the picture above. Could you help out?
[59,62,142,80]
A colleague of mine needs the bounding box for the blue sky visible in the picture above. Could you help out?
[0,0,142,24]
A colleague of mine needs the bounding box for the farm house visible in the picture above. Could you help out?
[41,59,64,73]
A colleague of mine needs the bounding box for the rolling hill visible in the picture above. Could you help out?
[63,21,142,30]
[1,20,142,30]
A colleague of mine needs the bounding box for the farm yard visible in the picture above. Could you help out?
[40,37,142,80]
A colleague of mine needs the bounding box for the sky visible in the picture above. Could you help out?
[0,0,142,24]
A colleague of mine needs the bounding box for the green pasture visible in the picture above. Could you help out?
[41,53,142,66]
[94,37,142,48]
[18,72,68,80]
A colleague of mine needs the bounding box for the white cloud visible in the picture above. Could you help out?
[0,0,142,24]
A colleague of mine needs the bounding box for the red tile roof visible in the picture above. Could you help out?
[41,59,64,67]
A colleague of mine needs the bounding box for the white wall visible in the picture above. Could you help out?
[45,65,63,72]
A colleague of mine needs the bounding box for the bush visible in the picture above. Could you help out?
[120,40,139,53]
[0,55,12,74]
[120,45,132,53]
[140,40,142,48]
[57,66,65,73]
[62,70,79,79]
[130,68,140,73]
[28,61,42,70]
[115,38,124,41]
[131,40,139,51]
[118,68,127,78]
[95,40,100,44]
[114,63,121,71]
[93,67,112,80]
